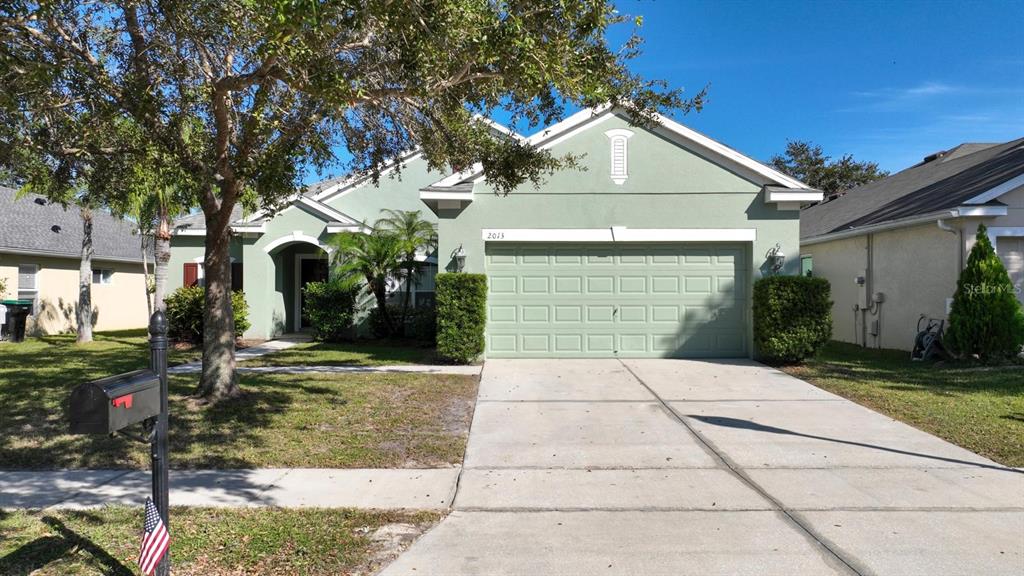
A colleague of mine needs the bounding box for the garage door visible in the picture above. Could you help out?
[997,237,1024,305]
[485,243,748,358]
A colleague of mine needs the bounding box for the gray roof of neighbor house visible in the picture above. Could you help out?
[171,205,244,232]
[0,186,148,263]
[801,138,1024,239]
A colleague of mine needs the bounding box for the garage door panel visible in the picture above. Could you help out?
[485,243,748,358]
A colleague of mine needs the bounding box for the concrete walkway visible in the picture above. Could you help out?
[205,364,481,375]
[0,468,459,510]
[168,336,306,374]
[381,358,1024,576]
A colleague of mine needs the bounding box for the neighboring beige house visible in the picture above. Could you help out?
[0,186,151,335]
[800,138,1024,351]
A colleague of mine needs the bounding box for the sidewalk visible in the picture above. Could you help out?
[168,336,306,374]
[0,468,460,510]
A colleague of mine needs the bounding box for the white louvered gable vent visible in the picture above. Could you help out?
[604,129,635,185]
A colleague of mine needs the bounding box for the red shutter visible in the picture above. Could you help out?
[183,263,199,287]
[231,263,244,292]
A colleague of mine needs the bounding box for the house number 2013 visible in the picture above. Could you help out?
[486,232,505,240]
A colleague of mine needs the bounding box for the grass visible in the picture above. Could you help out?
[0,331,478,469]
[0,507,442,575]
[239,340,440,367]
[782,341,1024,467]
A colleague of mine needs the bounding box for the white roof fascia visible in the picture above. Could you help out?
[171,228,206,236]
[962,172,1024,205]
[950,205,1009,217]
[296,197,359,224]
[767,190,825,203]
[426,105,812,191]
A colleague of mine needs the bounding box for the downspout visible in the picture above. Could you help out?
[937,218,963,318]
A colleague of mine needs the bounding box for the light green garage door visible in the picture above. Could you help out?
[485,243,748,358]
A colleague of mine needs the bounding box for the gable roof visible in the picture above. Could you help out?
[0,186,147,263]
[425,106,816,191]
[801,137,1024,240]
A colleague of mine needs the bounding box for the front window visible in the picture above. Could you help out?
[17,264,38,314]
[92,269,113,285]
[801,255,813,277]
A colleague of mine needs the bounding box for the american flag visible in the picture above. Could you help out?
[138,497,169,575]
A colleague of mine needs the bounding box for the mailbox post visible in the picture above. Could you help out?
[67,310,171,575]
[149,311,170,576]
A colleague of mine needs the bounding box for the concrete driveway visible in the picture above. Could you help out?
[381,359,1024,576]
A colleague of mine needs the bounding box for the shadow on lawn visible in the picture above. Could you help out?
[0,515,133,576]
[688,414,1023,474]
[807,343,1024,397]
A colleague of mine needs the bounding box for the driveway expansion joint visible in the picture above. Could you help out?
[618,359,866,576]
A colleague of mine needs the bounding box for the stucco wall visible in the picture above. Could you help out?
[436,113,802,358]
[803,222,962,351]
[801,235,866,345]
[0,253,150,334]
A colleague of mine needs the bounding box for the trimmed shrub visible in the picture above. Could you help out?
[753,275,832,364]
[946,224,1024,360]
[165,286,250,343]
[408,304,437,344]
[303,280,358,342]
[436,273,487,363]
[369,304,403,339]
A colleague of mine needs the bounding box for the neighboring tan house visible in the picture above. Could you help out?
[800,138,1024,351]
[0,186,152,335]
[170,106,822,357]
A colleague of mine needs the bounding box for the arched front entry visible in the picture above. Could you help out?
[263,234,333,333]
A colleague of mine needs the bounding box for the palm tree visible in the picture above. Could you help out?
[328,228,407,336]
[374,210,438,331]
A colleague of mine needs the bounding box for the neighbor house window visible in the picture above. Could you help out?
[801,255,813,277]
[604,129,635,185]
[92,269,113,285]
[17,264,38,314]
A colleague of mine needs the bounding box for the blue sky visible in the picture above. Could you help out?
[599,0,1024,172]
[308,0,1023,184]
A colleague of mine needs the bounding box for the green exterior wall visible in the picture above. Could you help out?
[169,156,445,339]
[435,113,801,358]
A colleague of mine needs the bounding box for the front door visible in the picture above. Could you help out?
[298,256,329,330]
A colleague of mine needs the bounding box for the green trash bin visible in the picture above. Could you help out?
[1,299,33,343]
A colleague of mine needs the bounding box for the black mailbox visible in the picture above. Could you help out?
[69,369,161,434]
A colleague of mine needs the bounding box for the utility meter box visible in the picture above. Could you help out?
[69,369,160,434]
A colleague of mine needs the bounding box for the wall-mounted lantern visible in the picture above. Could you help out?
[453,245,467,272]
[766,243,786,275]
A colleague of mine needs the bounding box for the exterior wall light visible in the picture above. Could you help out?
[453,245,467,272]
[766,243,786,274]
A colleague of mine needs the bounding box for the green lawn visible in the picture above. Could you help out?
[782,341,1024,467]
[0,332,478,469]
[240,340,441,367]
[0,507,441,575]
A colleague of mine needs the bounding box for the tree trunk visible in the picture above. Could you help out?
[77,207,94,343]
[370,276,393,335]
[153,206,171,312]
[196,202,238,400]
[141,233,153,319]
[401,260,414,336]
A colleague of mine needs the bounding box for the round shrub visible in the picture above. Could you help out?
[753,275,832,364]
[303,280,357,342]
[165,286,250,343]
[436,273,487,363]
[368,304,403,338]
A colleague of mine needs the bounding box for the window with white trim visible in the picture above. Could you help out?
[17,264,38,314]
[92,269,113,285]
[604,129,635,185]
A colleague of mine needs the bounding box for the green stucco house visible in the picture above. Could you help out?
[169,106,821,358]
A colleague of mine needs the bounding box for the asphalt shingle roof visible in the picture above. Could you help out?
[801,137,1024,239]
[0,186,147,262]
